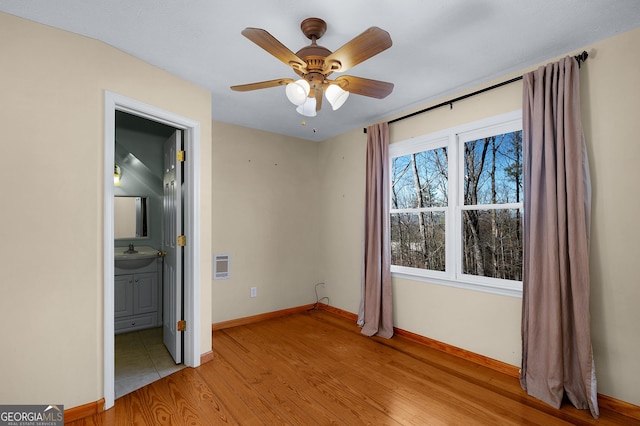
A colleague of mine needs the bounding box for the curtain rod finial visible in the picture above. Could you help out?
[575,51,589,67]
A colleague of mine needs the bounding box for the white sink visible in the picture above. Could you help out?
[114,246,160,269]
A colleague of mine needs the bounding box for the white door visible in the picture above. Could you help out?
[163,130,182,364]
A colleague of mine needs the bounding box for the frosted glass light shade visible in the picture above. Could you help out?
[296,96,317,117]
[285,79,310,105]
[325,84,349,110]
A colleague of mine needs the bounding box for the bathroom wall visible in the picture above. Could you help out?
[114,113,174,250]
[0,12,212,409]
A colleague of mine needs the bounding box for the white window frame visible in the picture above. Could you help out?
[389,110,523,298]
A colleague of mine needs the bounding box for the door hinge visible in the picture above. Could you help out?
[177,235,186,246]
[177,150,185,162]
[177,320,186,332]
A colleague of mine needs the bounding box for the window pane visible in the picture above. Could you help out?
[391,212,445,271]
[462,208,523,280]
[464,131,522,205]
[392,148,448,209]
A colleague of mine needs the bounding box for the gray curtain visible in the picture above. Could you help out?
[520,57,598,418]
[359,122,393,339]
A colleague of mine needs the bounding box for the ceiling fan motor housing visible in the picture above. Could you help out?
[295,48,333,89]
[295,18,337,93]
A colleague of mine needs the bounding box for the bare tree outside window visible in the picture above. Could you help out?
[463,131,523,280]
[391,147,448,271]
[390,127,522,283]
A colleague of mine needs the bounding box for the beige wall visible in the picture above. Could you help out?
[581,27,640,406]
[317,128,367,313]
[0,13,212,408]
[1,9,638,411]
[392,82,524,366]
[318,27,640,405]
[319,72,525,366]
[210,122,321,322]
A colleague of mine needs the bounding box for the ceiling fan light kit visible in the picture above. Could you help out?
[285,79,311,106]
[231,17,394,117]
[296,96,317,117]
[325,84,349,110]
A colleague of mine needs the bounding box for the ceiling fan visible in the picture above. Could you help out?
[230,17,394,117]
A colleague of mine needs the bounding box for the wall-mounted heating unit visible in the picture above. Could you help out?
[214,254,230,280]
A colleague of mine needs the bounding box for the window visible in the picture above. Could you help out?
[389,111,523,296]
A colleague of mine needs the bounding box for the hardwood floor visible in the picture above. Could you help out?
[69,310,637,425]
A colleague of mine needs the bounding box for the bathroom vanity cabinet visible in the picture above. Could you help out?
[114,257,161,334]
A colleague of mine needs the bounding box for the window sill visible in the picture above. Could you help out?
[391,270,523,298]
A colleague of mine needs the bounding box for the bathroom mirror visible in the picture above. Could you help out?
[114,196,149,239]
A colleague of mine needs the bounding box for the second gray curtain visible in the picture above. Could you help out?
[360,122,393,339]
[520,56,598,418]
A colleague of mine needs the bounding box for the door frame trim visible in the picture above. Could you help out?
[103,91,201,409]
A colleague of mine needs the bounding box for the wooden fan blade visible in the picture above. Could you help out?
[323,27,392,73]
[334,76,394,99]
[230,78,294,92]
[242,28,307,72]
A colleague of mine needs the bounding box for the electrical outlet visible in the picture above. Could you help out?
[250,287,257,298]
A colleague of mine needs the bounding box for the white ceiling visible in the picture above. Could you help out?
[2,1,640,141]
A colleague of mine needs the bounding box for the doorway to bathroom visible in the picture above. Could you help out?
[113,112,183,398]
[104,91,202,410]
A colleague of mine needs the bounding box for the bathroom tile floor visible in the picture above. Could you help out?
[115,327,184,399]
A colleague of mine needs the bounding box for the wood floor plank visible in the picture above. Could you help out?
[67,310,638,425]
[160,368,236,425]
[241,316,441,424]
[246,314,557,426]
[215,324,387,425]
[246,316,409,422]
[196,346,282,425]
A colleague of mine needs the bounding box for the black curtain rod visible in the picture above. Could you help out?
[364,50,588,133]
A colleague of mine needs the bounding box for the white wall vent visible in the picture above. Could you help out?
[214,254,230,280]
